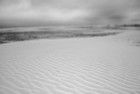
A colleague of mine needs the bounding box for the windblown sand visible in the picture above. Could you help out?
[0,30,140,94]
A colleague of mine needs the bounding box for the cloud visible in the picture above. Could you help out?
[0,0,140,27]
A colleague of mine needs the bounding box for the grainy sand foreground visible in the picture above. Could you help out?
[0,30,140,94]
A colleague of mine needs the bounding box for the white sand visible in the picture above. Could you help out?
[0,30,140,94]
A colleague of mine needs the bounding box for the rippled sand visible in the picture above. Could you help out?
[0,30,140,94]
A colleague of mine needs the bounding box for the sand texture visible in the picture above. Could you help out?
[0,29,140,94]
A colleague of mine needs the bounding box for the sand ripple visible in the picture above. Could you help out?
[0,33,140,94]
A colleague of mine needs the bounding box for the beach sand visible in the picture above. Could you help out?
[0,29,140,94]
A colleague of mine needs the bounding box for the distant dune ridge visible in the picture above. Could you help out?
[0,28,140,94]
[0,26,122,44]
[0,24,139,44]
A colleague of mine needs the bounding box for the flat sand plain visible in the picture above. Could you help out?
[0,29,140,94]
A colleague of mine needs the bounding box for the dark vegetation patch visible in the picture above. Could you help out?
[119,24,140,27]
[134,41,140,46]
[0,30,121,44]
[105,24,140,30]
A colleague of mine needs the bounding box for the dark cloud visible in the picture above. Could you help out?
[0,0,140,27]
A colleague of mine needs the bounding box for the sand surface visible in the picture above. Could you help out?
[0,30,140,94]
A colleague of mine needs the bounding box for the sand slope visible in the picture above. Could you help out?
[0,30,140,94]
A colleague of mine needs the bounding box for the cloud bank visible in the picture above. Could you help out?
[0,0,140,27]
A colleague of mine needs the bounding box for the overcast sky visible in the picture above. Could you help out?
[0,0,140,27]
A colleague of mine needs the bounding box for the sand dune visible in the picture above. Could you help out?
[0,30,140,94]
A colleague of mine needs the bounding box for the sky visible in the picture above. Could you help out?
[0,0,140,27]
